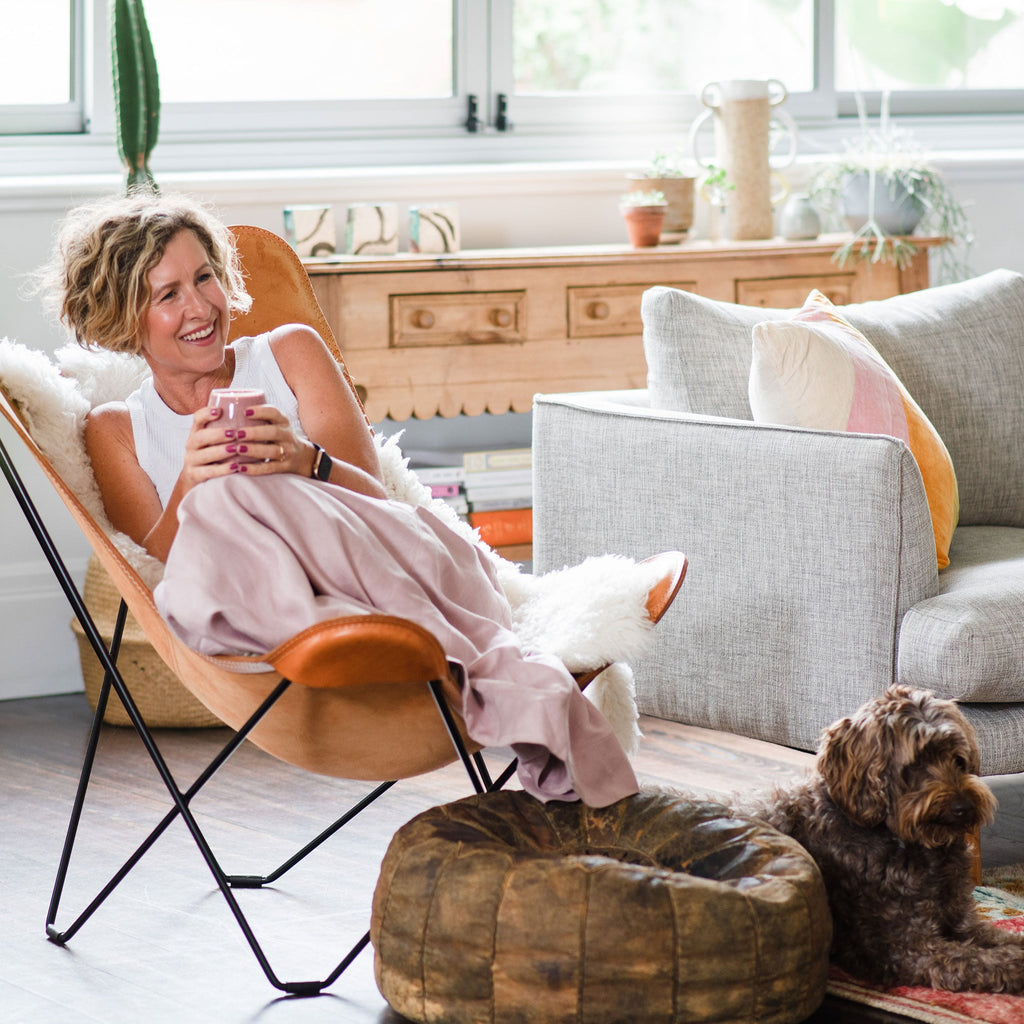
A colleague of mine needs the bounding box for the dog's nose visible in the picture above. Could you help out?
[946,795,975,823]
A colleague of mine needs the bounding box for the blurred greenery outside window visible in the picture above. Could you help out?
[1,1,1022,143]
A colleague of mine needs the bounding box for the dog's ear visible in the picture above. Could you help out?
[817,714,890,827]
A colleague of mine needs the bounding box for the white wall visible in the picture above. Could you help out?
[1,154,1021,700]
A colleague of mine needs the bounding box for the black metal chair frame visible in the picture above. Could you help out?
[0,430,516,997]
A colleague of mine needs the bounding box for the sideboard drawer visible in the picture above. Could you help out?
[390,291,526,347]
[567,282,696,338]
[736,274,856,308]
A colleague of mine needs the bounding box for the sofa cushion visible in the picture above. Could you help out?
[749,290,959,569]
[641,270,1024,526]
[898,525,1024,701]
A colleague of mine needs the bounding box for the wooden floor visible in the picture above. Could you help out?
[0,693,935,1023]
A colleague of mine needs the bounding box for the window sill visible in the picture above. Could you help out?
[4,109,1024,189]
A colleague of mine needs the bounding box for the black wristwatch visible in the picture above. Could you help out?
[310,443,333,481]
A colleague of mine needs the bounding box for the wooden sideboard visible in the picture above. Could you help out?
[304,236,942,422]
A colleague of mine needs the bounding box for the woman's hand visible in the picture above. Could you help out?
[194,402,315,479]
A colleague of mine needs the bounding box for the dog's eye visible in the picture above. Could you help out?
[953,755,968,771]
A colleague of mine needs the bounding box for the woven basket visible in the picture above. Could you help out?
[70,553,223,728]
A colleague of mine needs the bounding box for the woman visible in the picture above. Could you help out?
[47,191,638,808]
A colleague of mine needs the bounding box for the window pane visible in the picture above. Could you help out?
[147,0,453,103]
[0,0,72,104]
[512,0,814,95]
[836,0,1024,90]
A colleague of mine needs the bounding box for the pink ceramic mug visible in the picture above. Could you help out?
[209,388,267,464]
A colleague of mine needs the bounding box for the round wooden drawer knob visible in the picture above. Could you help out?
[490,308,513,328]
[412,309,435,329]
[587,301,610,320]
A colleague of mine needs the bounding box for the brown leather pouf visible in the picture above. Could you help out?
[372,789,831,1024]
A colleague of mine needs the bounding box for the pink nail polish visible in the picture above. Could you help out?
[210,407,222,418]
[238,445,248,454]
[245,408,256,417]
[236,429,246,439]
[224,429,235,439]
[225,445,237,454]
[229,462,239,471]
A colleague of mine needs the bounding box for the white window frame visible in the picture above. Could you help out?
[0,0,86,135]
[2,0,1024,178]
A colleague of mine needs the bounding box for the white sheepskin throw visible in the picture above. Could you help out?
[0,339,164,589]
[1,341,661,753]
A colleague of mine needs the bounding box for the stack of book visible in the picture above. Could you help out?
[408,445,533,554]
[411,461,469,518]
[463,447,532,549]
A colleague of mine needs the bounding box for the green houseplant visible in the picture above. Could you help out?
[111,0,160,192]
[619,189,667,247]
[810,95,971,283]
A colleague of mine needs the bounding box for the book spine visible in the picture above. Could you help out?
[412,465,466,486]
[468,497,532,513]
[463,467,533,489]
[469,508,533,547]
[463,480,532,502]
[429,482,462,498]
[462,447,532,473]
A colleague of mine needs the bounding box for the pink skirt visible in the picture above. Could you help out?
[154,474,638,807]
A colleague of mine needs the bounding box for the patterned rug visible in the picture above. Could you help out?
[826,877,1024,1023]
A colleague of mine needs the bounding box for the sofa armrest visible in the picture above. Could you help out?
[532,390,940,753]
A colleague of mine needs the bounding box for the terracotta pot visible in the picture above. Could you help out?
[620,204,665,247]
[626,175,695,241]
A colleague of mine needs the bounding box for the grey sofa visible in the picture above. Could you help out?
[532,269,1024,777]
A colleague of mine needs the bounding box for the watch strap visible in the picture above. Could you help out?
[311,443,333,481]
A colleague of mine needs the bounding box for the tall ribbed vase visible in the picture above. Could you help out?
[690,79,797,241]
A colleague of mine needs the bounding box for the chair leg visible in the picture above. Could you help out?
[225,778,397,888]
[429,667,518,794]
[1,437,511,995]
[48,650,371,996]
[46,600,129,937]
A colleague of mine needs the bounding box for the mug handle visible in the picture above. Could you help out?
[769,109,799,170]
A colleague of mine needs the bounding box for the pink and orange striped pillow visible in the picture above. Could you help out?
[749,290,959,569]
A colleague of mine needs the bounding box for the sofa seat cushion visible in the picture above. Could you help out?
[898,526,1024,700]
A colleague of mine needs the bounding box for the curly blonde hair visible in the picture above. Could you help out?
[43,192,252,354]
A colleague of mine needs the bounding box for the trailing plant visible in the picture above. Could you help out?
[810,93,971,283]
[111,0,160,193]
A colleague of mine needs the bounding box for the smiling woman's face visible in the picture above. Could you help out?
[138,228,230,380]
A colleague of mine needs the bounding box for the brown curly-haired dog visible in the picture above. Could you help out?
[748,685,1024,992]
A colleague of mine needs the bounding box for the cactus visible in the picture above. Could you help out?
[111,0,160,193]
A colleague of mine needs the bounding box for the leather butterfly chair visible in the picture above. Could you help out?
[0,224,687,997]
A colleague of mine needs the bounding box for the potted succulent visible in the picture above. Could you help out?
[625,150,696,242]
[619,189,667,247]
[810,94,971,283]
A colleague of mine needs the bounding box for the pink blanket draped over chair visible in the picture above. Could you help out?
[154,474,640,808]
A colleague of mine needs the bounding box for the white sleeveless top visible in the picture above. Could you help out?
[125,332,307,507]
